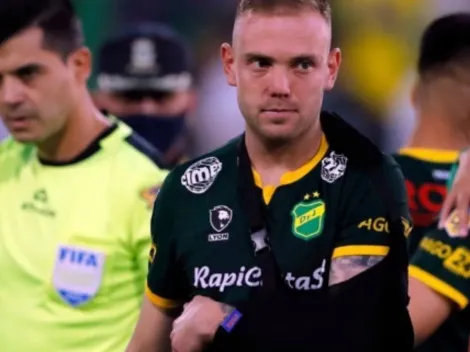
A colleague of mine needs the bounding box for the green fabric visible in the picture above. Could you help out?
[147,137,411,308]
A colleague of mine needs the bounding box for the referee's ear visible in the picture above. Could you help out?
[221,43,237,87]
[67,47,92,85]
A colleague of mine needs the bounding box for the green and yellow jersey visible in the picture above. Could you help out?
[0,122,168,352]
[394,148,458,254]
[410,158,470,352]
[146,133,412,310]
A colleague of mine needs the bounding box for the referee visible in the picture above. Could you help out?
[0,1,167,351]
[127,0,414,351]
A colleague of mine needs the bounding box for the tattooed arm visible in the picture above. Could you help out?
[329,255,385,286]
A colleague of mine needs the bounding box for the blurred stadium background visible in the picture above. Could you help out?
[0,0,469,155]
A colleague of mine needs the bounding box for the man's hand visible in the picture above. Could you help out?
[439,150,470,237]
[170,295,234,352]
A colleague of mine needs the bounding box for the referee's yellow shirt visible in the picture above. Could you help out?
[0,121,168,351]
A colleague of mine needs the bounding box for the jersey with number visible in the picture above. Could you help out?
[0,122,168,352]
[394,148,458,254]
[146,131,412,310]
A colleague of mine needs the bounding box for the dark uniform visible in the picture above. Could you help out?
[394,149,458,253]
[410,160,470,352]
[147,112,413,350]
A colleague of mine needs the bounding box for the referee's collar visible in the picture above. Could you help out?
[38,120,122,167]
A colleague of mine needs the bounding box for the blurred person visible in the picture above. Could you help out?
[127,0,414,351]
[0,0,167,351]
[393,13,470,350]
[393,13,470,254]
[94,23,195,167]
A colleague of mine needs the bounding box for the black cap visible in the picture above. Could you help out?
[418,13,470,75]
[97,22,192,92]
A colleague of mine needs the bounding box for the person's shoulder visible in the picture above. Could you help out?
[321,111,401,178]
[110,121,167,174]
[116,122,168,170]
[104,122,169,201]
[321,111,407,207]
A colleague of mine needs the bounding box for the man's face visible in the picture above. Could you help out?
[0,27,87,144]
[95,89,192,118]
[222,10,341,142]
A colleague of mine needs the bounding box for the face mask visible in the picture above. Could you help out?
[121,114,186,154]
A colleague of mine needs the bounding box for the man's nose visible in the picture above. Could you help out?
[0,77,25,106]
[268,66,291,98]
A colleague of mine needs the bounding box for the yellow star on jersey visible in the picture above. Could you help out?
[304,193,311,200]
[312,191,320,198]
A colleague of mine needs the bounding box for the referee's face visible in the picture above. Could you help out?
[0,27,88,144]
[222,9,341,143]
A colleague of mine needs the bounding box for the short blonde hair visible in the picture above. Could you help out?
[236,0,331,23]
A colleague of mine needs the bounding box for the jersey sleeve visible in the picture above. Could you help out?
[332,160,413,259]
[129,170,167,285]
[409,228,470,309]
[145,172,188,309]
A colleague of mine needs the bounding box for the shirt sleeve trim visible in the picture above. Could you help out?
[145,284,181,309]
[332,245,389,259]
[409,265,468,309]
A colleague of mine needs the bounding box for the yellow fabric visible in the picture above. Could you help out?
[0,122,168,351]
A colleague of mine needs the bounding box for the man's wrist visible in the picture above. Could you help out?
[220,308,243,333]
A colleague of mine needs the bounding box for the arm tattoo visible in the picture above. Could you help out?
[329,255,384,286]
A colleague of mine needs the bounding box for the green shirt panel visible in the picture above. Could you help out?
[411,229,470,352]
[147,139,411,309]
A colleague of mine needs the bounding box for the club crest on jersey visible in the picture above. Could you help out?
[444,209,470,237]
[52,245,106,307]
[321,151,347,183]
[181,157,222,194]
[209,205,233,233]
[291,199,326,240]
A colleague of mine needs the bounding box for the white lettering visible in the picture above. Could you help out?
[245,267,262,287]
[236,267,246,286]
[193,266,210,288]
[209,273,222,288]
[220,273,237,292]
[285,272,296,289]
[311,259,326,289]
[193,261,327,292]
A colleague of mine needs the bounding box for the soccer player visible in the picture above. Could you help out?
[408,160,470,350]
[93,23,195,167]
[127,0,413,351]
[393,13,470,255]
[0,1,168,351]
[393,13,470,351]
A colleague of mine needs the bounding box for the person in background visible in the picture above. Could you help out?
[0,0,167,351]
[394,13,470,350]
[94,22,195,167]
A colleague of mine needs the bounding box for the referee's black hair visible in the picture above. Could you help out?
[418,13,470,78]
[0,0,84,59]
